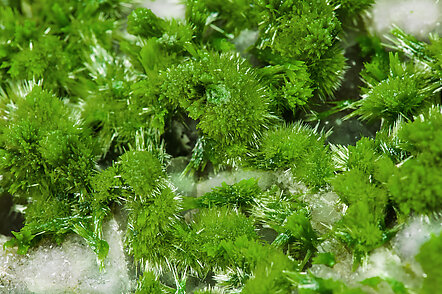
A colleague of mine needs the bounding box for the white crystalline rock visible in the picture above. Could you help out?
[311,214,442,292]
[311,247,423,292]
[302,191,344,234]
[169,171,196,197]
[234,29,260,54]
[196,169,275,197]
[392,214,442,261]
[143,0,186,19]
[272,169,309,196]
[310,237,355,282]
[370,0,442,38]
[355,248,422,291]
[0,218,133,293]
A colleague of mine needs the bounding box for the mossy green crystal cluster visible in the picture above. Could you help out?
[0,0,441,293]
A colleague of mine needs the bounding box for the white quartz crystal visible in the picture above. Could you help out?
[143,0,186,19]
[0,218,133,293]
[370,0,441,38]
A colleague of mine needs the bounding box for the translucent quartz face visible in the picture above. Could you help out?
[0,218,131,293]
[144,0,186,19]
[371,0,441,38]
